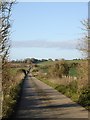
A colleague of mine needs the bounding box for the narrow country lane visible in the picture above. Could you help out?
[14,75,88,118]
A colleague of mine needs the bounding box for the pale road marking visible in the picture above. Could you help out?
[14,76,88,118]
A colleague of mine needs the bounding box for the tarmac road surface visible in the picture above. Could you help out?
[14,75,88,119]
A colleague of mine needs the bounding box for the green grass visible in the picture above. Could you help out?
[10,66,28,76]
[66,59,84,63]
[37,61,55,67]
[38,59,82,66]
[69,67,78,77]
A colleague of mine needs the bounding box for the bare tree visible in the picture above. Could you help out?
[78,19,90,59]
[0,1,15,118]
[0,1,14,65]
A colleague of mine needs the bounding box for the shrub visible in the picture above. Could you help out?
[77,60,88,79]
[55,85,67,94]
[3,94,16,118]
[67,80,78,93]
[48,60,70,78]
[78,86,90,110]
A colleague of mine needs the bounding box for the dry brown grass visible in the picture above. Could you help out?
[2,62,26,118]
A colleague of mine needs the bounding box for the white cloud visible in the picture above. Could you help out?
[12,40,78,50]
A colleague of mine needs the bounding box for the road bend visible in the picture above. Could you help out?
[14,75,88,118]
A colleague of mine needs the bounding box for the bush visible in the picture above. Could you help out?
[55,85,67,94]
[10,84,20,100]
[67,80,78,93]
[78,86,90,109]
[77,60,88,79]
[3,94,16,118]
[48,60,70,78]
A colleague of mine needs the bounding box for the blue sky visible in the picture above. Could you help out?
[10,2,88,60]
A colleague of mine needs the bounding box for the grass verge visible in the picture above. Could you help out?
[2,68,26,119]
[36,76,89,110]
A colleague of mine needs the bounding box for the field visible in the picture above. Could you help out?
[69,67,77,77]
[37,60,79,77]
